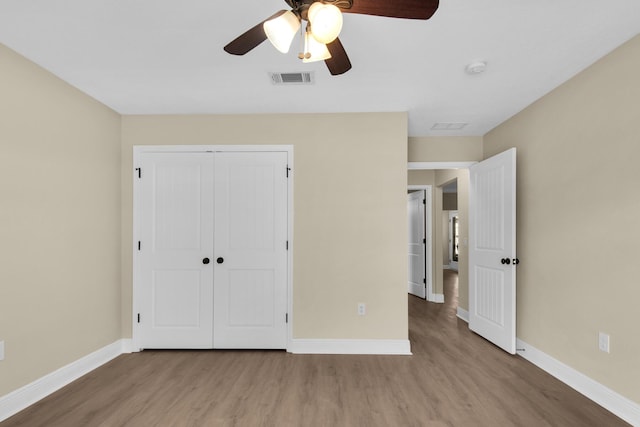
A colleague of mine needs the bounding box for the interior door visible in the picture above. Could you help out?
[408,190,426,299]
[139,152,215,349]
[213,152,288,349]
[469,148,517,354]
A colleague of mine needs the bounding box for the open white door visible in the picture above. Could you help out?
[408,191,426,299]
[469,148,517,354]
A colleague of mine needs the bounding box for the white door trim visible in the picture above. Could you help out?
[407,185,433,301]
[408,161,477,170]
[132,145,294,352]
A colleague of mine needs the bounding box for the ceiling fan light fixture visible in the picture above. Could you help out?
[264,10,301,53]
[302,30,332,63]
[308,2,343,44]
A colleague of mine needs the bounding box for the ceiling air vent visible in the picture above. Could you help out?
[431,122,468,131]
[269,72,314,85]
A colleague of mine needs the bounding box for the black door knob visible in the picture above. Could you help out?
[513,258,520,265]
[501,258,511,265]
[217,257,224,264]
[202,258,210,265]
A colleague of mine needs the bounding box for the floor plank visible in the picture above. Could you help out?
[1,270,629,426]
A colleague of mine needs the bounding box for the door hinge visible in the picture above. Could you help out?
[137,313,141,323]
[423,278,426,284]
[423,238,426,244]
[286,166,291,178]
[423,199,426,205]
[286,240,289,250]
[137,241,141,251]
[135,167,141,179]
[286,313,288,323]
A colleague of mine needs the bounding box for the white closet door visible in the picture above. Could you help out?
[139,152,214,349]
[213,152,288,349]
[469,148,517,354]
[408,191,426,299]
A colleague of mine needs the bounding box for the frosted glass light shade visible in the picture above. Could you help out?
[308,2,343,44]
[264,11,301,53]
[302,31,331,63]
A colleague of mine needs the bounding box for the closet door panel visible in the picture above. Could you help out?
[139,152,214,349]
[213,152,288,349]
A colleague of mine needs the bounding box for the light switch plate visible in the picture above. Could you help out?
[598,332,610,353]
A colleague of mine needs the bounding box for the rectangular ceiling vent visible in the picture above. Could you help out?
[269,72,314,85]
[431,122,468,131]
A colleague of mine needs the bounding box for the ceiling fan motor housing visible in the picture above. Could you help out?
[286,0,353,20]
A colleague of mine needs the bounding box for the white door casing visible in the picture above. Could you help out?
[469,148,517,354]
[213,152,288,349]
[133,146,292,351]
[138,152,215,349]
[408,190,426,299]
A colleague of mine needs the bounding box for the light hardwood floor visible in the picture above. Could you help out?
[2,270,628,426]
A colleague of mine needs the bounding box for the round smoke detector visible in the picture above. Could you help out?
[465,61,487,75]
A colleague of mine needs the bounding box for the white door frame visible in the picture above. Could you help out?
[132,145,294,352]
[407,185,433,301]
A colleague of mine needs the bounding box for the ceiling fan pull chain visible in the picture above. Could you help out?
[297,22,306,59]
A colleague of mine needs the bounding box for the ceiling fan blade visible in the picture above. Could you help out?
[325,38,352,76]
[344,0,439,20]
[223,10,288,55]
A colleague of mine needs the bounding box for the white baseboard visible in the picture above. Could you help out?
[288,339,412,355]
[516,339,640,426]
[428,293,445,303]
[120,338,133,354]
[0,339,130,422]
[447,310,639,424]
[455,311,638,424]
[457,307,469,322]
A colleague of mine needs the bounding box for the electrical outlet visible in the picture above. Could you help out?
[598,332,610,353]
[0,341,4,361]
[357,303,366,316]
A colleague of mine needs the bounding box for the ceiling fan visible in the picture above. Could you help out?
[223,0,439,76]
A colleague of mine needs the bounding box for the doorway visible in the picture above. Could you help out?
[408,149,517,354]
[408,162,473,316]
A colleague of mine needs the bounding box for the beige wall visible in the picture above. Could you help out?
[121,113,409,340]
[0,45,122,396]
[409,136,483,162]
[484,35,640,403]
[408,169,435,186]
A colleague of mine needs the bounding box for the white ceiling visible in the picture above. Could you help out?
[1,0,639,136]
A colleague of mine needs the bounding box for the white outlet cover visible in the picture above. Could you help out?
[358,303,366,315]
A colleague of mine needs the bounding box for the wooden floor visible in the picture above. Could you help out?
[3,270,628,426]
